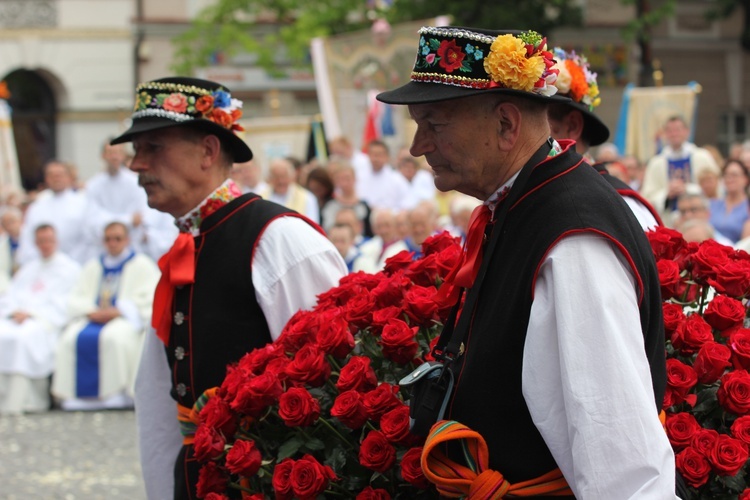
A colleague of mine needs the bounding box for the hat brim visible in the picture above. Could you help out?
[566,101,610,147]
[377,81,573,105]
[111,117,253,162]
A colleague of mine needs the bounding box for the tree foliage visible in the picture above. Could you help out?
[171,0,583,75]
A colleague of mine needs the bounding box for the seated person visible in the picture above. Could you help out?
[0,224,81,414]
[355,208,408,273]
[52,222,160,410]
[675,193,733,246]
[328,223,363,273]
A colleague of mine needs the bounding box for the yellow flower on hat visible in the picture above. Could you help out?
[483,34,545,92]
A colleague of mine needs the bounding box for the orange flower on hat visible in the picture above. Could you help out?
[196,95,214,114]
[483,34,545,92]
[0,81,9,100]
[209,108,233,129]
[564,59,589,103]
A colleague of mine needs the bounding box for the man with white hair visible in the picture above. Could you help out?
[259,157,320,223]
[0,224,81,414]
[355,208,407,272]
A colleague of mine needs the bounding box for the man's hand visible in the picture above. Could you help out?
[87,307,120,324]
[667,177,687,199]
[10,311,31,324]
[132,212,143,228]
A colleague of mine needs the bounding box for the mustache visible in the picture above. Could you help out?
[138,175,158,187]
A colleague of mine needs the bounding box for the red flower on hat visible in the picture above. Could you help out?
[437,39,465,73]
[196,95,214,114]
[163,93,188,114]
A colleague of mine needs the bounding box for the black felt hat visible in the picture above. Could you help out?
[549,48,609,146]
[111,77,253,162]
[377,26,571,105]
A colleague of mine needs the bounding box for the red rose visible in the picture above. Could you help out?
[272,458,295,500]
[404,285,439,326]
[225,439,262,477]
[285,344,331,388]
[691,428,719,457]
[238,343,286,376]
[732,329,750,371]
[192,423,226,461]
[359,430,397,472]
[336,356,378,393]
[741,489,750,500]
[709,258,750,298]
[278,310,317,353]
[691,239,733,282]
[731,415,750,447]
[672,314,713,355]
[709,433,750,476]
[665,412,702,451]
[362,383,402,422]
[379,319,420,365]
[356,486,391,500]
[344,291,375,331]
[331,390,369,429]
[675,447,711,488]
[437,39,466,73]
[646,226,686,260]
[718,369,750,415]
[371,273,409,309]
[662,303,686,335]
[664,358,698,408]
[316,311,355,359]
[371,306,405,334]
[400,447,430,489]
[705,295,746,332]
[657,259,683,300]
[384,250,415,275]
[278,387,320,427]
[204,493,230,500]
[219,363,247,402]
[230,372,284,417]
[380,404,418,446]
[196,461,228,497]
[422,231,460,256]
[290,454,337,499]
[436,245,461,281]
[693,341,731,384]
[406,253,440,287]
[200,395,237,438]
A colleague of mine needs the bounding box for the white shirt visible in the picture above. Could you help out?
[525,233,677,499]
[135,216,346,500]
[357,166,413,211]
[16,189,88,265]
[406,169,437,207]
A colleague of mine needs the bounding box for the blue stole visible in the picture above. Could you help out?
[75,250,135,397]
[666,156,691,211]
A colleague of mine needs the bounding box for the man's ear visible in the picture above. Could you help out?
[494,101,522,152]
[567,110,585,142]
[200,134,223,169]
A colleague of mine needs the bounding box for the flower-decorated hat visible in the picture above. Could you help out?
[111,76,252,162]
[549,48,609,146]
[377,26,570,105]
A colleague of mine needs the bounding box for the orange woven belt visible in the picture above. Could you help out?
[421,420,573,499]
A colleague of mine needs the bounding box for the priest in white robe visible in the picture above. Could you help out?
[16,161,88,265]
[80,141,150,262]
[0,224,81,414]
[52,222,160,410]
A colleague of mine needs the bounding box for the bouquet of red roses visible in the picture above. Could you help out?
[649,226,750,499]
[190,232,462,499]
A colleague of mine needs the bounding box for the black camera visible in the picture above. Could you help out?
[399,361,454,437]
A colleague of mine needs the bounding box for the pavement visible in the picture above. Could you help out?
[0,409,146,499]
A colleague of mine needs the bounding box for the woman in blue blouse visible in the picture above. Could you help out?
[711,159,750,244]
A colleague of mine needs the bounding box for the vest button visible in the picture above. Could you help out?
[175,346,185,360]
[176,383,187,397]
[174,311,185,325]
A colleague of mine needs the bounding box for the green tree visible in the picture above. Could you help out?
[171,0,583,75]
[704,0,750,50]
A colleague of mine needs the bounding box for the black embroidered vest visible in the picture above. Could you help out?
[446,148,665,486]
[165,193,297,408]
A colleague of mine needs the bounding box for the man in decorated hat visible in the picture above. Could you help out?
[546,48,662,230]
[112,77,347,499]
[378,27,676,497]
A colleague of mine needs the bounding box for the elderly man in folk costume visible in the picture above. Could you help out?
[546,48,662,231]
[111,77,346,499]
[378,27,677,498]
[52,222,160,411]
[0,224,81,414]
